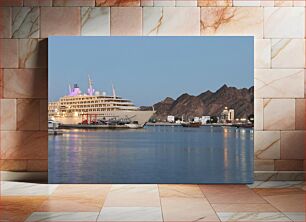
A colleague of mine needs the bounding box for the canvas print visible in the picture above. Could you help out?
[48,37,254,184]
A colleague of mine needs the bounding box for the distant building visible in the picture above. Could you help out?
[201,116,210,124]
[220,107,229,123]
[228,109,235,122]
[193,117,200,122]
[220,107,235,123]
[167,115,175,123]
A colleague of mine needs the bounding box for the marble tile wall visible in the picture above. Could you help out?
[0,0,304,180]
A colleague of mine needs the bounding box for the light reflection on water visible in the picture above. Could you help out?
[48,125,253,184]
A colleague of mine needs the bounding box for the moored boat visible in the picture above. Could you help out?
[125,123,143,129]
[48,76,155,128]
[181,122,202,128]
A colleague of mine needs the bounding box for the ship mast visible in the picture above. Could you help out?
[68,84,72,95]
[88,75,95,96]
[112,84,116,99]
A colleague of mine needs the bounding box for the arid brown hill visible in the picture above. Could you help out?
[141,84,254,121]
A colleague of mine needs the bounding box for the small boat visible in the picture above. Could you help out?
[48,120,60,129]
[125,123,142,129]
[48,120,63,135]
[181,122,202,128]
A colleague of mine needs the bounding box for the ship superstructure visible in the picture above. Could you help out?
[48,76,154,127]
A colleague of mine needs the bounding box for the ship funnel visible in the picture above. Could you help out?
[69,83,81,96]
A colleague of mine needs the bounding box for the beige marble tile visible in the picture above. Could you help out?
[52,184,111,199]
[0,7,11,38]
[0,160,27,171]
[274,0,293,6]
[41,7,80,38]
[97,207,163,221]
[3,69,47,99]
[1,181,58,196]
[263,99,295,130]
[253,186,305,197]
[254,160,274,171]
[217,212,291,221]
[26,212,99,222]
[254,131,280,160]
[98,207,163,221]
[295,99,305,130]
[0,0,23,6]
[141,0,153,6]
[17,99,40,131]
[161,197,219,221]
[176,0,197,6]
[143,7,200,36]
[0,131,47,159]
[260,0,274,6]
[275,160,304,171]
[0,39,18,68]
[249,181,304,189]
[200,7,263,38]
[154,0,175,6]
[12,7,39,38]
[283,212,305,222]
[103,184,160,207]
[96,0,140,6]
[19,39,48,68]
[255,69,304,98]
[38,196,104,212]
[198,0,233,6]
[293,0,305,6]
[81,7,110,36]
[0,99,16,131]
[233,0,261,6]
[255,39,271,69]
[27,159,48,172]
[199,185,266,204]
[212,203,278,212]
[0,69,2,98]
[111,7,142,35]
[23,0,52,6]
[254,99,263,130]
[159,184,204,198]
[40,99,48,130]
[264,7,305,38]
[0,196,47,222]
[305,70,306,98]
[280,131,304,160]
[272,39,305,68]
[53,0,95,6]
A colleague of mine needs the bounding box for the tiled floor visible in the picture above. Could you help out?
[0,181,305,222]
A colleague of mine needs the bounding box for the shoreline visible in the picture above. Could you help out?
[146,122,253,128]
[48,122,253,133]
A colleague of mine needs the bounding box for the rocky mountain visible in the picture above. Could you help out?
[141,84,254,121]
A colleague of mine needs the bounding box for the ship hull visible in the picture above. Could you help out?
[51,110,154,127]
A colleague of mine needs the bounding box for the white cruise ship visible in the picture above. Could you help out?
[48,77,155,127]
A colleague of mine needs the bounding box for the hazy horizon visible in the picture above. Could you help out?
[49,37,254,106]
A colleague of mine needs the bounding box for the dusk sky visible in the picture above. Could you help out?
[49,36,253,106]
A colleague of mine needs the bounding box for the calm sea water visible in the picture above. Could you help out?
[48,125,254,184]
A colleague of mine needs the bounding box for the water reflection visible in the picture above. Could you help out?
[49,125,253,184]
